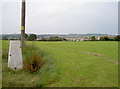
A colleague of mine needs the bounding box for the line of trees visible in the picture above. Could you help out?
[2,34,66,41]
[38,36,66,41]
[22,34,66,41]
[91,35,120,41]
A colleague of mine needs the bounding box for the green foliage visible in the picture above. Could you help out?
[41,38,47,41]
[91,36,96,41]
[19,33,28,41]
[114,35,120,41]
[49,36,62,41]
[19,33,37,41]
[27,34,37,41]
[40,36,66,41]
[100,35,120,41]
[100,36,110,41]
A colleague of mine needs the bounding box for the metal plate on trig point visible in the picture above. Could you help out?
[8,41,23,70]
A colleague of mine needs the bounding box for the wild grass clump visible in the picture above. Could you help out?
[22,44,45,72]
[23,54,44,72]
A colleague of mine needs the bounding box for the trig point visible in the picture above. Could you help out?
[8,41,23,70]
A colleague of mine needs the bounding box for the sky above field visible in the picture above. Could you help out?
[1,0,119,35]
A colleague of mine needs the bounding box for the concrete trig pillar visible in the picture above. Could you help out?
[8,41,23,70]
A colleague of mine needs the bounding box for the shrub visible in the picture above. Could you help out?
[23,55,44,72]
[91,36,96,41]
[100,36,110,41]
[114,35,120,41]
[27,34,37,41]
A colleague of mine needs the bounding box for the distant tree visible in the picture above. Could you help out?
[49,36,64,41]
[49,36,57,41]
[28,34,37,41]
[100,36,110,41]
[114,35,120,41]
[2,36,8,40]
[91,36,96,41]
[19,33,28,40]
[41,38,47,41]
[100,37,103,41]
[38,36,66,41]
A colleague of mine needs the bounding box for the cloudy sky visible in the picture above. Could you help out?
[1,0,119,35]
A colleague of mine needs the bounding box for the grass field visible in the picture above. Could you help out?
[0,41,2,88]
[2,41,118,87]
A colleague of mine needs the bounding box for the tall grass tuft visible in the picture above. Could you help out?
[23,54,44,72]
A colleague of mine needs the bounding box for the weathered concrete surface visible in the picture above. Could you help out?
[8,41,23,70]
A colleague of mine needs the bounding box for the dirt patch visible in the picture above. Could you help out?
[83,51,102,57]
[116,61,120,64]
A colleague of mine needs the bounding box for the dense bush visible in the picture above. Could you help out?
[27,34,37,41]
[114,35,120,41]
[19,34,37,41]
[100,35,120,41]
[100,36,110,41]
[91,36,96,41]
[19,33,29,41]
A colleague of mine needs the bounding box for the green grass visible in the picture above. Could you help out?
[2,41,59,87]
[2,41,118,87]
[0,40,2,88]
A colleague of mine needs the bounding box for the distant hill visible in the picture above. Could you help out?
[0,33,108,40]
[0,34,20,40]
[66,33,108,38]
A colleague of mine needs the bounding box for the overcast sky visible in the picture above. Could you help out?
[1,0,119,35]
